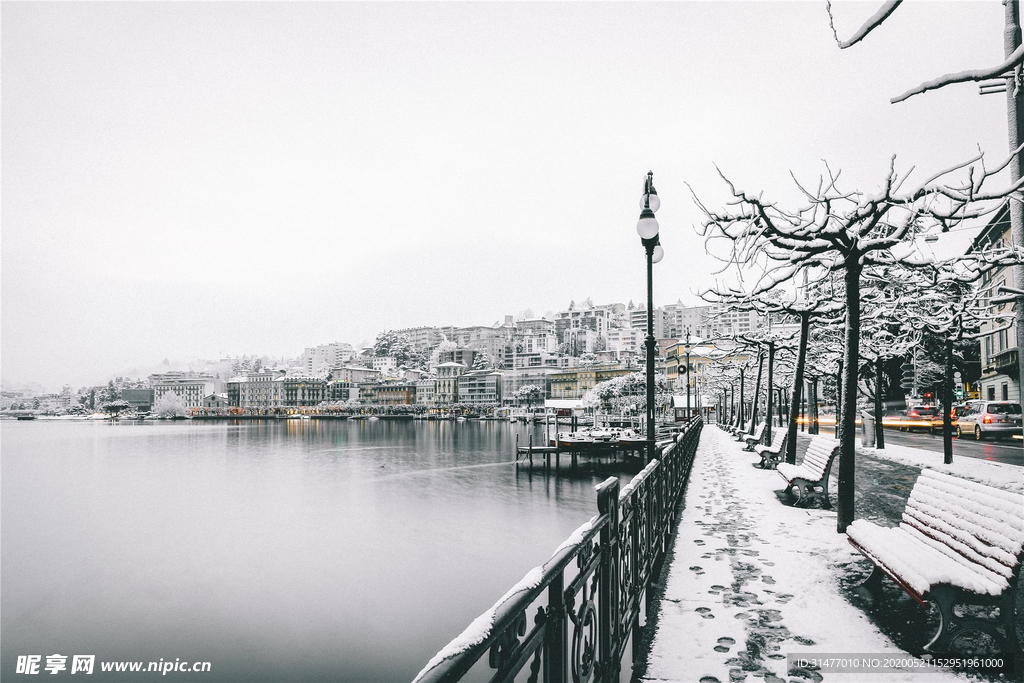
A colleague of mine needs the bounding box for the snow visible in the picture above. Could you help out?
[860,442,1023,494]
[642,427,966,682]
[553,515,599,557]
[847,464,1024,598]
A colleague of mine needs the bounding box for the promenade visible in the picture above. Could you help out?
[639,426,1022,683]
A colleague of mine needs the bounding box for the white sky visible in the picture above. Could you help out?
[1,1,1010,391]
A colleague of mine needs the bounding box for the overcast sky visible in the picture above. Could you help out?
[1,1,1009,391]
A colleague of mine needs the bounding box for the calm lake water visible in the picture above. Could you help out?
[2,419,633,682]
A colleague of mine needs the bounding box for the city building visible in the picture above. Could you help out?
[278,376,327,407]
[227,371,283,410]
[393,326,444,350]
[202,393,229,408]
[330,366,382,384]
[371,356,398,375]
[555,301,612,345]
[549,364,633,400]
[457,370,503,406]
[121,388,155,412]
[435,362,466,404]
[300,342,355,375]
[971,204,1020,402]
[501,369,553,405]
[415,379,436,406]
[152,373,221,409]
[375,382,416,407]
[327,380,357,403]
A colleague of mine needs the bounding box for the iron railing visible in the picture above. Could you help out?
[413,415,704,683]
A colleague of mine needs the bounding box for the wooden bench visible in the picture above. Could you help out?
[847,470,1024,655]
[753,428,787,469]
[741,422,766,451]
[775,435,840,508]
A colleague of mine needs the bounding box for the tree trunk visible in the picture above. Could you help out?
[874,356,885,449]
[943,337,955,464]
[809,379,820,435]
[786,313,810,464]
[838,257,863,533]
[766,342,775,443]
[739,369,746,428]
[751,353,764,429]
[835,359,843,438]
[1004,0,1024,435]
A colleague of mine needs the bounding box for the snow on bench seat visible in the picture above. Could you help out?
[847,469,1024,598]
[741,422,766,451]
[776,435,840,508]
[753,428,786,469]
[847,469,1024,654]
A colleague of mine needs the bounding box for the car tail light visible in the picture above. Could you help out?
[983,414,993,424]
[909,411,919,418]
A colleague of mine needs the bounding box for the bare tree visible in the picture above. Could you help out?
[827,0,1024,422]
[695,154,1021,532]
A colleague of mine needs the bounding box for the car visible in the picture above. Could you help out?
[955,401,1023,440]
[899,405,937,432]
[928,404,970,433]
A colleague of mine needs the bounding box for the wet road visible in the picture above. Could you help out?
[879,425,1023,466]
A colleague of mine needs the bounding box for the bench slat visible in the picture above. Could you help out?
[906,482,1024,561]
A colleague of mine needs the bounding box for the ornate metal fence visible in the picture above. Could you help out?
[414,415,704,683]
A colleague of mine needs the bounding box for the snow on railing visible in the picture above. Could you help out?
[414,414,704,683]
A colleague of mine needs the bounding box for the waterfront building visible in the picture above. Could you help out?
[501,369,553,405]
[356,382,379,407]
[415,379,436,406]
[457,370,503,406]
[121,388,154,412]
[152,373,220,409]
[300,342,355,375]
[278,376,327,407]
[971,204,1020,402]
[376,382,416,407]
[327,380,357,403]
[202,393,229,408]
[549,363,632,400]
[435,362,466,404]
[227,371,283,410]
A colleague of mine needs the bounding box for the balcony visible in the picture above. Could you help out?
[992,347,1019,379]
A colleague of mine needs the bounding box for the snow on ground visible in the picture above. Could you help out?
[641,427,967,683]
[858,441,1023,494]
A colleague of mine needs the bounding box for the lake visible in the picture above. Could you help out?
[1,419,633,682]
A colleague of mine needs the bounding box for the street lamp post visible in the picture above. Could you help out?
[683,332,692,418]
[636,171,664,464]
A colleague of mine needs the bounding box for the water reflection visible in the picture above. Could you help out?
[2,420,631,682]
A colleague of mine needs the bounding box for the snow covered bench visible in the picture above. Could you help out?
[847,470,1024,655]
[741,422,766,451]
[754,428,787,469]
[775,435,840,508]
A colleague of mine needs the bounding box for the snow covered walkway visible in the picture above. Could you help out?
[640,426,970,683]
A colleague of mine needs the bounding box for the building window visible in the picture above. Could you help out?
[1002,384,1009,401]
[988,386,996,401]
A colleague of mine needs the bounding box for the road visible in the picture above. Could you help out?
[878,425,1023,466]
